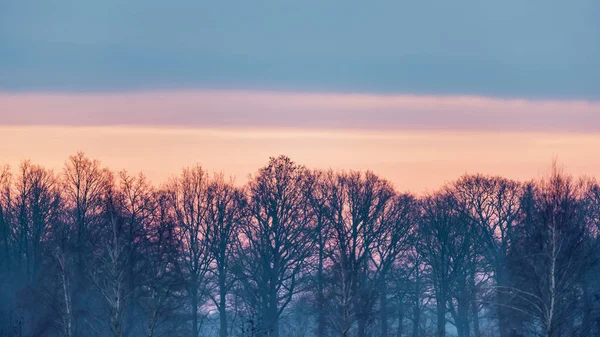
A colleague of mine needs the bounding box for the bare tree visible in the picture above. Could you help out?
[13,161,62,285]
[419,191,475,337]
[305,170,331,337]
[0,165,15,335]
[205,175,247,337]
[4,161,62,335]
[89,188,139,337]
[138,190,182,337]
[504,166,597,337]
[52,234,75,337]
[3,153,600,337]
[166,165,213,337]
[50,208,76,337]
[579,180,600,335]
[62,152,113,336]
[377,193,416,337]
[453,174,523,337]
[235,156,314,337]
[389,246,431,337]
[0,165,12,275]
[323,170,413,337]
[118,170,156,336]
[62,152,112,271]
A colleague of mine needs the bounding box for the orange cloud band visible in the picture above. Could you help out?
[1,90,599,132]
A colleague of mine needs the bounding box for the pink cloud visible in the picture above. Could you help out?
[1,90,599,132]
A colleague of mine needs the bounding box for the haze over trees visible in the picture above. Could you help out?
[0,153,599,337]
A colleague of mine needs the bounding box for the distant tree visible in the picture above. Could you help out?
[0,165,14,335]
[404,249,430,337]
[62,152,113,336]
[138,190,182,337]
[62,152,112,271]
[166,165,213,337]
[0,164,11,275]
[378,192,416,337]
[2,153,600,337]
[505,166,598,337]
[580,181,600,335]
[13,161,62,285]
[419,191,475,337]
[453,174,523,337]
[89,191,130,337]
[117,170,155,336]
[305,170,331,337]
[235,156,314,337]
[323,171,414,337]
[51,224,75,337]
[2,161,62,335]
[205,175,247,337]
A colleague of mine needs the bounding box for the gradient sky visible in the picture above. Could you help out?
[1,0,599,98]
[0,1,599,193]
[1,126,599,194]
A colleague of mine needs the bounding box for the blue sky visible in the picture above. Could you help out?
[1,0,599,99]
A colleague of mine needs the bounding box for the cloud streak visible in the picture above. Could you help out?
[1,90,599,132]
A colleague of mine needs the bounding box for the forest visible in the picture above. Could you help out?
[0,153,599,337]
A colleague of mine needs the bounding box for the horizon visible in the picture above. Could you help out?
[1,125,598,195]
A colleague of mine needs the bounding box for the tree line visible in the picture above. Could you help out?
[0,153,599,337]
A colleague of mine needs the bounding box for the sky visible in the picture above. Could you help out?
[0,1,599,193]
[1,0,599,97]
[2,126,599,194]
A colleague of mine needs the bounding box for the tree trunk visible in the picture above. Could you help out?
[192,286,199,337]
[456,290,470,337]
[358,316,367,337]
[497,301,510,337]
[0,211,9,271]
[126,243,135,337]
[581,281,592,335]
[219,272,228,337]
[317,237,326,337]
[381,280,389,337]
[269,307,280,337]
[59,259,73,337]
[267,289,280,337]
[470,271,480,337]
[436,296,446,337]
[147,309,155,337]
[412,271,421,337]
[495,268,511,337]
[112,310,123,337]
[412,302,420,337]
[396,306,404,337]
